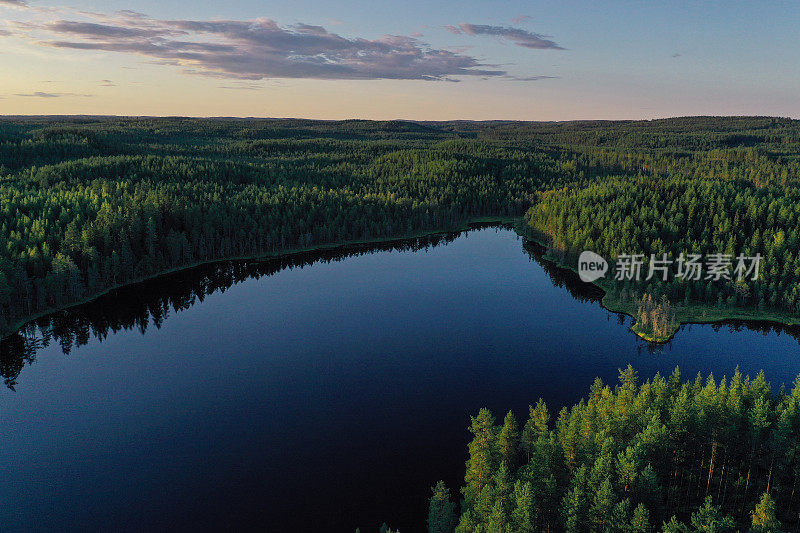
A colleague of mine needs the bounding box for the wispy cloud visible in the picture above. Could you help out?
[508,75,557,81]
[9,10,512,81]
[100,79,115,86]
[455,23,564,50]
[14,91,94,97]
[511,15,531,25]
[217,82,266,90]
[0,0,29,7]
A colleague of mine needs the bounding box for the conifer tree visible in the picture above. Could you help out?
[630,504,651,533]
[510,481,534,533]
[590,477,616,531]
[497,411,520,470]
[463,408,497,506]
[750,492,780,533]
[427,481,456,533]
[689,496,735,532]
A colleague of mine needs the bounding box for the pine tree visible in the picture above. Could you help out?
[522,399,550,459]
[660,516,689,533]
[486,501,508,533]
[616,446,639,494]
[497,411,520,470]
[463,408,497,506]
[590,477,616,531]
[635,464,662,518]
[630,504,651,533]
[750,492,781,533]
[427,481,456,533]
[561,465,589,533]
[689,496,735,532]
[492,462,514,517]
[609,498,632,532]
[510,481,534,533]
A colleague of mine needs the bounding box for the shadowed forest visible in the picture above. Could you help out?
[3,116,800,343]
[3,116,800,531]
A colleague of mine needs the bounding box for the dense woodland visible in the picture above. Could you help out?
[1,116,800,338]
[521,117,800,333]
[3,117,800,531]
[429,367,796,532]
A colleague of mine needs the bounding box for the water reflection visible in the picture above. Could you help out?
[3,223,800,389]
[0,229,466,388]
[521,237,800,351]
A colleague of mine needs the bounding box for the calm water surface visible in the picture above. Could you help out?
[2,226,800,532]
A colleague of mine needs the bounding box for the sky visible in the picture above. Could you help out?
[1,0,799,120]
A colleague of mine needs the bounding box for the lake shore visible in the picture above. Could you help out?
[7,215,800,345]
[1,215,519,340]
[521,224,800,343]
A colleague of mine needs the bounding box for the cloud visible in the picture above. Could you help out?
[47,20,180,39]
[456,23,564,50]
[511,15,531,25]
[11,11,511,81]
[508,75,557,81]
[100,79,115,86]
[15,91,94,97]
[0,0,28,7]
[218,84,263,90]
[444,25,461,35]
[671,53,681,58]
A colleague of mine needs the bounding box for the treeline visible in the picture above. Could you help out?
[429,366,795,532]
[3,116,800,337]
[527,175,800,314]
[0,229,465,388]
[0,119,565,336]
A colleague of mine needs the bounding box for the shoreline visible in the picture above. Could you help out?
[522,226,800,343]
[6,215,800,345]
[1,216,519,340]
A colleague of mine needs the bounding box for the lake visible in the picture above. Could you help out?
[2,225,800,532]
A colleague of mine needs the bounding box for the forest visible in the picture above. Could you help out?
[0,229,465,389]
[428,366,795,532]
[1,116,800,341]
[2,117,800,531]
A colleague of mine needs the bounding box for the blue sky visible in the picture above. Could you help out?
[1,0,798,119]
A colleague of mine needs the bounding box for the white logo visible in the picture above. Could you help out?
[578,251,608,282]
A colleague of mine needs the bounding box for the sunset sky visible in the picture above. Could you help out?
[1,0,798,120]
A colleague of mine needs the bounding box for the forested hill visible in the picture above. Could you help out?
[1,116,800,338]
[432,366,795,532]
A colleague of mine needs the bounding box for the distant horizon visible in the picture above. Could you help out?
[2,1,798,119]
[0,114,797,123]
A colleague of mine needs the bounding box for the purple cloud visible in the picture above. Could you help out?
[0,0,28,6]
[457,23,563,50]
[26,13,509,81]
[15,91,94,97]
[47,20,182,39]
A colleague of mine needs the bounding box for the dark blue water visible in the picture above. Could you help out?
[2,226,800,532]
